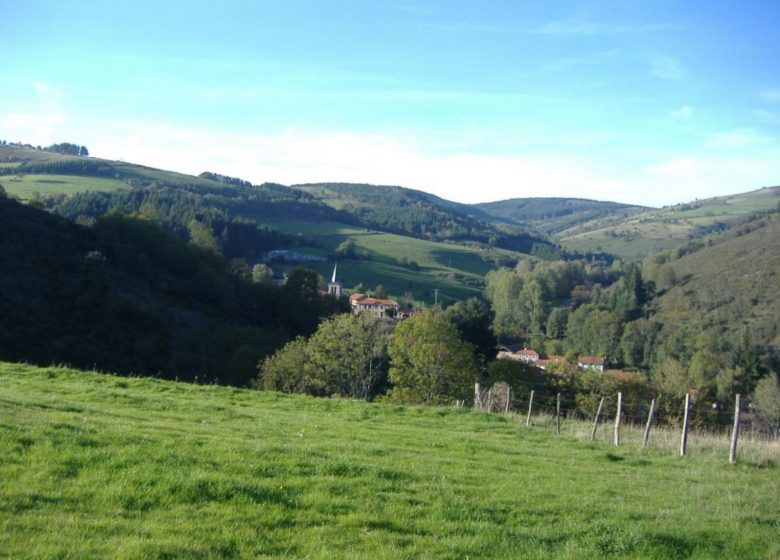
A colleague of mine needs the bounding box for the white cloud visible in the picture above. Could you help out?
[7,115,779,207]
[706,128,773,148]
[529,20,676,36]
[671,106,694,119]
[645,155,780,201]
[1,82,69,145]
[650,55,687,81]
[759,88,780,103]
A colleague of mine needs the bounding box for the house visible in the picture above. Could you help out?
[516,348,539,364]
[349,293,399,319]
[496,344,524,361]
[536,355,566,370]
[577,355,606,372]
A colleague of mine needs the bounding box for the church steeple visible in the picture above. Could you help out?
[327,262,342,297]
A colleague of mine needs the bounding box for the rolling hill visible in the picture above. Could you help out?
[475,197,648,235]
[0,145,550,303]
[555,187,780,260]
[647,211,780,354]
[292,182,559,256]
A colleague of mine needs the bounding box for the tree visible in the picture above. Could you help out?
[485,268,525,340]
[620,318,658,369]
[335,239,356,258]
[187,219,222,256]
[545,308,569,340]
[387,309,477,404]
[254,337,316,394]
[79,146,89,157]
[252,263,273,285]
[308,313,392,399]
[254,313,391,399]
[753,373,780,438]
[444,297,497,369]
[282,268,323,335]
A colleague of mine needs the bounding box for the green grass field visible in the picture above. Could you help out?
[1,362,778,559]
[259,218,511,302]
[0,174,127,199]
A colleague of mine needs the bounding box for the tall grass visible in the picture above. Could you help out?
[520,411,779,465]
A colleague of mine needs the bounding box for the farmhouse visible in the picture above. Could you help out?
[349,293,399,319]
[535,355,567,370]
[577,355,606,372]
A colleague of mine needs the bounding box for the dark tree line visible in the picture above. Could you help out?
[0,196,346,385]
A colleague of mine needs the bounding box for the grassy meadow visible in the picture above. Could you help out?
[0,174,127,199]
[259,218,509,301]
[1,362,779,559]
[557,187,780,259]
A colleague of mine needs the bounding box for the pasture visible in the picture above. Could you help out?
[1,362,778,559]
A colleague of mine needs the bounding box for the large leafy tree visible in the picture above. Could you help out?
[308,312,392,399]
[387,310,477,404]
[444,297,497,370]
[255,313,391,399]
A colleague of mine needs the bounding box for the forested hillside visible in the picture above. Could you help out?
[293,182,560,257]
[646,212,780,359]
[0,194,344,385]
[475,197,647,235]
[555,187,780,259]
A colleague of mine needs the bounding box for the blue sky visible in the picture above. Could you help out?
[2,1,779,205]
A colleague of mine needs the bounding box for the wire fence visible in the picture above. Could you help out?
[468,381,780,465]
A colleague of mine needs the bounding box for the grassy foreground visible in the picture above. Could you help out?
[1,363,778,559]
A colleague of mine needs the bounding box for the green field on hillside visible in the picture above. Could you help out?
[260,218,511,301]
[557,187,780,259]
[1,362,778,559]
[0,174,127,199]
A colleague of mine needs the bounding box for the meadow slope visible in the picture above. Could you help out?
[1,362,778,559]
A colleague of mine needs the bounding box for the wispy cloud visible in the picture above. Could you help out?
[650,55,688,80]
[1,82,69,144]
[671,106,694,120]
[527,19,677,36]
[76,121,780,207]
[706,128,774,148]
[396,4,436,16]
[415,19,677,36]
[759,88,780,103]
[754,109,780,125]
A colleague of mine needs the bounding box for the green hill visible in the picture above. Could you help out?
[475,197,648,235]
[2,361,778,559]
[647,212,780,354]
[0,145,545,303]
[0,195,344,386]
[557,187,780,260]
[293,182,559,256]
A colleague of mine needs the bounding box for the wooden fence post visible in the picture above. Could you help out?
[591,397,605,441]
[526,390,534,427]
[729,394,741,464]
[505,386,511,414]
[642,398,656,450]
[556,393,562,436]
[614,392,622,446]
[474,383,481,411]
[680,393,691,457]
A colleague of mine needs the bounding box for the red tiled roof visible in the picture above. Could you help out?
[349,293,397,306]
[578,355,606,366]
